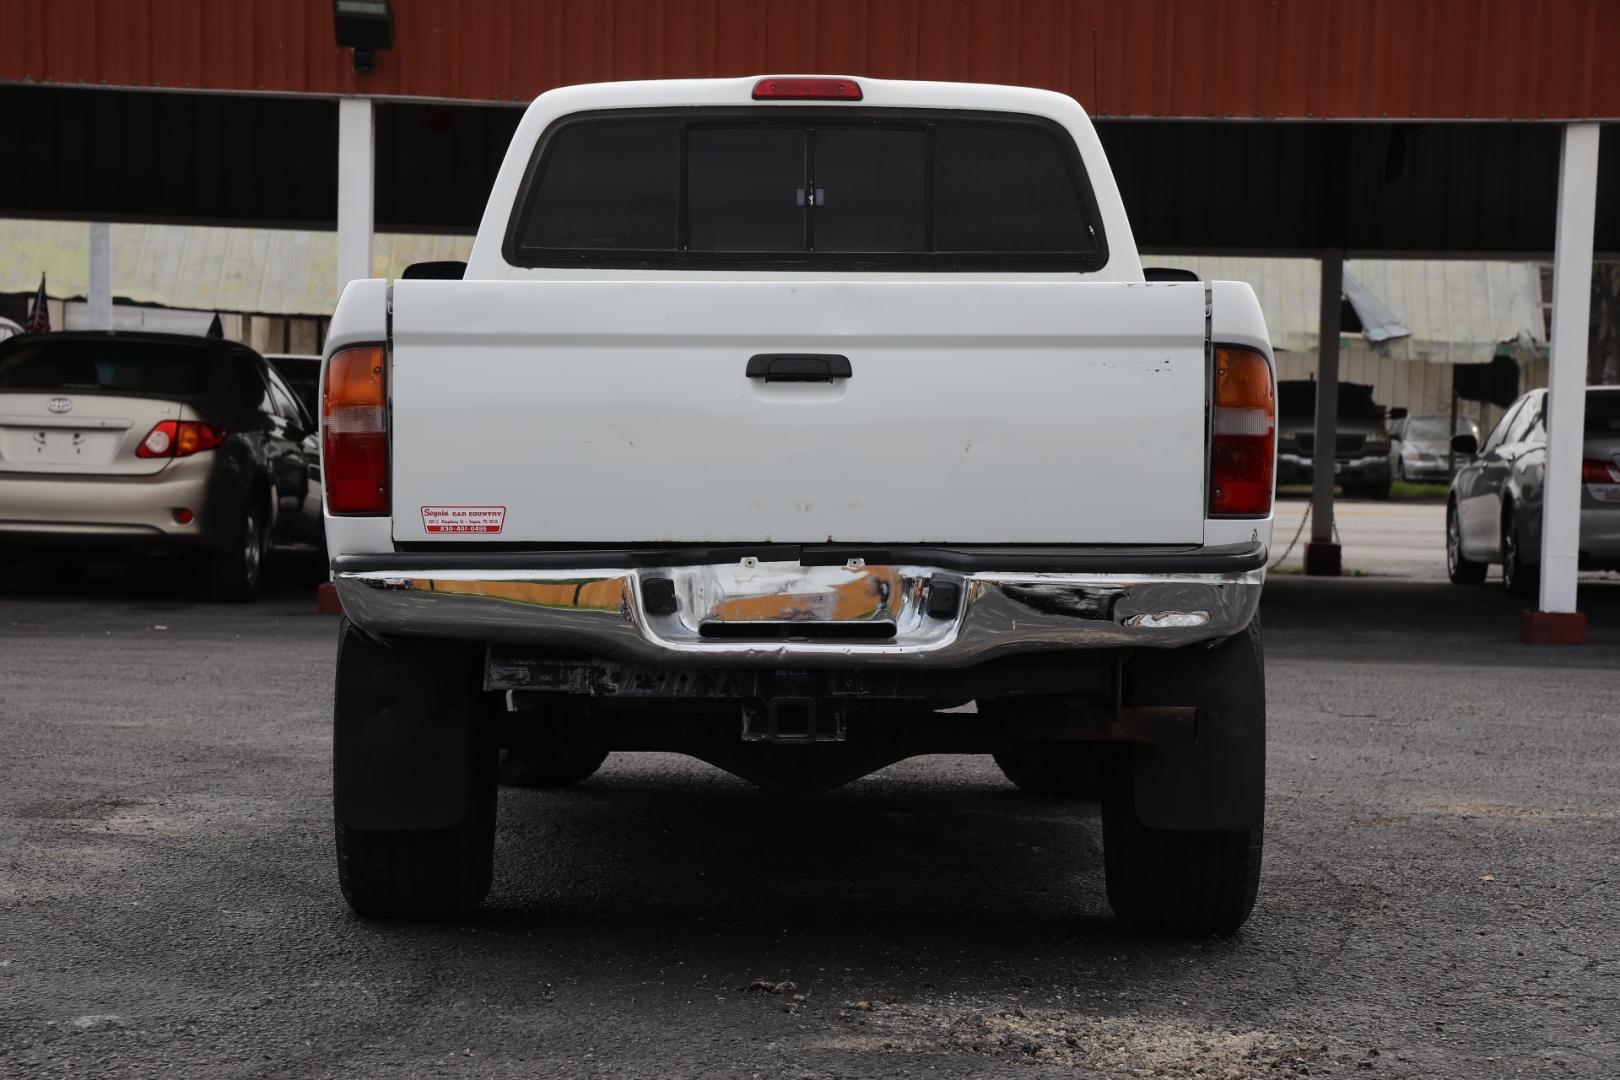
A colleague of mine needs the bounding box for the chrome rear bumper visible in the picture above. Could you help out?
[334,557,1264,668]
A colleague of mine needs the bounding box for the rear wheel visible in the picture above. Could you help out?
[1102,622,1265,935]
[333,621,497,918]
[1501,505,1538,598]
[208,502,265,602]
[1103,790,1264,936]
[1446,502,1487,585]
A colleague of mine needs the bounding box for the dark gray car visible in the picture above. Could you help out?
[1274,381,1393,498]
[1446,386,1620,595]
[1389,413,1481,484]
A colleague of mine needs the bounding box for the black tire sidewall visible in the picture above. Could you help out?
[208,502,264,602]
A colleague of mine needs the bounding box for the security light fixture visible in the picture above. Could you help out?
[333,0,394,74]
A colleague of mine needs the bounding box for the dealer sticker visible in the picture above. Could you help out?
[420,505,506,534]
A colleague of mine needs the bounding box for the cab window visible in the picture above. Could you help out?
[510,110,1105,271]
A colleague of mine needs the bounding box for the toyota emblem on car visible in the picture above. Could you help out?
[46,397,73,414]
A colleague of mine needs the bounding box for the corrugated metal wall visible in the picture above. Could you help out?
[4,0,1618,119]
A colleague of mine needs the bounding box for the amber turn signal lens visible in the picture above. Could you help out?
[323,344,386,411]
[1214,347,1275,410]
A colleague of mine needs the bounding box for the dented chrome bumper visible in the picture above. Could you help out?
[333,555,1263,668]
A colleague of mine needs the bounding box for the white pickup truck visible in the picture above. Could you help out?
[322,76,1276,934]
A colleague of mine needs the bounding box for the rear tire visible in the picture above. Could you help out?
[1502,506,1538,598]
[208,502,265,602]
[1102,793,1264,936]
[336,808,497,919]
[333,621,497,919]
[1102,622,1265,935]
[1447,503,1487,585]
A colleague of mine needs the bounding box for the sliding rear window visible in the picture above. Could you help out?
[0,340,213,397]
[506,109,1106,270]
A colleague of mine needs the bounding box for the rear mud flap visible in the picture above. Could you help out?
[1125,619,1266,831]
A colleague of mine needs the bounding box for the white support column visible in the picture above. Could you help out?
[1537,123,1600,619]
[1305,250,1344,575]
[87,222,112,330]
[336,97,376,297]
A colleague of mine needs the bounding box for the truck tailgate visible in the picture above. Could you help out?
[389,279,1208,545]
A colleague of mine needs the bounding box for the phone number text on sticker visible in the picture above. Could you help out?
[421,505,506,534]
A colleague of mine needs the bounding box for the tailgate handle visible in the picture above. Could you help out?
[746,354,852,383]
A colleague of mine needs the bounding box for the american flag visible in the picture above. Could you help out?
[23,274,49,333]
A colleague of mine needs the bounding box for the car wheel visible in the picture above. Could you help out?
[208,503,265,602]
[1501,506,1538,598]
[1446,502,1487,585]
[1102,622,1265,935]
[333,619,496,919]
[39,557,88,591]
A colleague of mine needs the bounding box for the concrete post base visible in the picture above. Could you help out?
[1520,609,1586,645]
[1303,542,1342,576]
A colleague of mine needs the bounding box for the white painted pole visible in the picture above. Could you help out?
[336,97,376,298]
[1306,250,1344,573]
[1537,123,1600,616]
[87,222,112,330]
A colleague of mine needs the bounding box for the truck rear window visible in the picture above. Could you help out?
[508,110,1105,270]
[0,340,213,398]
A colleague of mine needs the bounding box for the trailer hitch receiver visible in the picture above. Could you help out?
[742,698,848,743]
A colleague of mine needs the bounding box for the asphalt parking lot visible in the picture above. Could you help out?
[2,559,1617,1079]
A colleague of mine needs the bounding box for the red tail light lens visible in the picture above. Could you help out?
[1583,458,1620,484]
[752,77,863,101]
[136,420,225,458]
[1209,346,1276,517]
[322,344,389,515]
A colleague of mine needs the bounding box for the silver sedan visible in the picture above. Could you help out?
[1446,387,1620,595]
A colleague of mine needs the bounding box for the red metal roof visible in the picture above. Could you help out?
[3,0,1617,120]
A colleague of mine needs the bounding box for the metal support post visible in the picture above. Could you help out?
[1525,123,1600,645]
[1304,250,1344,576]
[87,222,112,330]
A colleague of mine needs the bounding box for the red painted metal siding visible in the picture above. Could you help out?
[3,0,1617,119]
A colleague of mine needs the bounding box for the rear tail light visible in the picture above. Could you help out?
[136,420,225,458]
[322,344,389,515]
[1582,458,1620,484]
[752,77,863,101]
[1209,346,1276,517]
